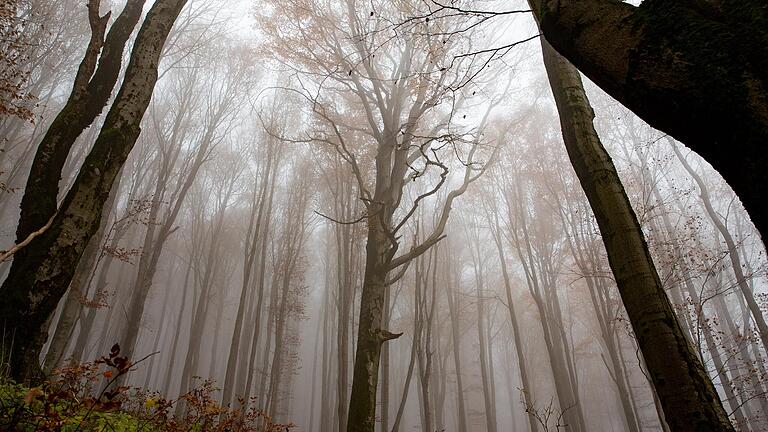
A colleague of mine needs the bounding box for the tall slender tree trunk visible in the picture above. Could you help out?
[490,222,537,432]
[538,39,734,431]
[672,142,768,352]
[238,148,279,400]
[471,245,498,432]
[321,270,335,432]
[510,194,585,432]
[162,254,192,396]
[222,143,274,406]
[446,266,468,432]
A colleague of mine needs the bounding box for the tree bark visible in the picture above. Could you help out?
[539,39,734,431]
[347,213,400,432]
[41,171,120,374]
[15,0,144,243]
[530,0,768,244]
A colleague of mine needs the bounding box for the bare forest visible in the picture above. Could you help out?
[0,1,767,431]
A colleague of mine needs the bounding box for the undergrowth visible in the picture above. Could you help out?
[0,344,293,431]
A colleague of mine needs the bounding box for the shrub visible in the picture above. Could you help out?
[0,345,293,431]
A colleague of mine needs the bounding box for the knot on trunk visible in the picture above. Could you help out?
[376,329,403,344]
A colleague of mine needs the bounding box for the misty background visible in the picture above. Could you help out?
[0,0,766,431]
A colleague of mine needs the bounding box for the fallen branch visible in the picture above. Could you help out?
[0,213,56,262]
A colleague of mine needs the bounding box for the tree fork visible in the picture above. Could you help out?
[0,0,189,384]
[15,0,145,242]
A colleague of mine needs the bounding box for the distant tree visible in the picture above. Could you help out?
[0,0,34,121]
[258,1,502,430]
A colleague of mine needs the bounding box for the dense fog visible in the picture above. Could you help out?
[1,1,766,431]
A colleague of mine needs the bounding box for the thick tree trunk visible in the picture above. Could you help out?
[0,0,189,384]
[347,215,400,432]
[15,0,145,243]
[539,39,734,431]
[380,278,391,432]
[530,0,768,244]
[42,173,119,374]
[556,196,641,432]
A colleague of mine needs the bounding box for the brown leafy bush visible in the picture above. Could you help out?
[0,344,294,431]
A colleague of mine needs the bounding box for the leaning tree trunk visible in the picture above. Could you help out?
[42,173,120,374]
[15,0,145,244]
[0,0,189,384]
[529,0,768,245]
[538,40,734,432]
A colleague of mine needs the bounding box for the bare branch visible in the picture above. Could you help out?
[0,213,56,263]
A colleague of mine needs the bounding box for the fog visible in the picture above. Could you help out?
[1,1,766,431]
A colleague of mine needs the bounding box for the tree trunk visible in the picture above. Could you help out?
[0,0,188,384]
[470,238,498,432]
[347,214,400,432]
[529,0,768,244]
[162,254,192,396]
[490,221,538,432]
[509,189,585,432]
[446,265,468,432]
[222,144,274,406]
[14,0,145,244]
[42,172,120,374]
[380,277,392,432]
[555,194,641,432]
[538,39,734,431]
